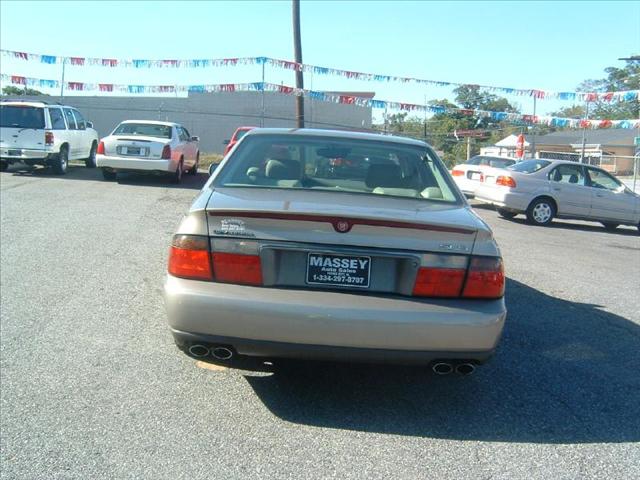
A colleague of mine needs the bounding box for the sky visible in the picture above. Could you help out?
[1,0,639,120]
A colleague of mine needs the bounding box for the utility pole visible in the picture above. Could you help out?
[292,0,304,128]
[466,136,471,161]
[530,96,537,158]
[580,101,590,163]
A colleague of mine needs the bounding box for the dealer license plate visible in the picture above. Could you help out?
[125,147,141,155]
[306,253,371,288]
[8,149,21,156]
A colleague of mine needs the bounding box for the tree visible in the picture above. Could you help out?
[576,58,639,119]
[2,85,45,96]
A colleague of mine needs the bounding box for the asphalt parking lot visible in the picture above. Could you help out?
[1,165,639,479]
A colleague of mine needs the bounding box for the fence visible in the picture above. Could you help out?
[538,151,639,177]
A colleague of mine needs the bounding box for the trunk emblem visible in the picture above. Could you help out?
[334,220,352,233]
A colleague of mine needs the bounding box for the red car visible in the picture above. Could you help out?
[223,126,255,156]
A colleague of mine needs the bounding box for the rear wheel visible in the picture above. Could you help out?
[85,142,97,168]
[189,154,199,175]
[601,222,619,231]
[497,208,517,220]
[52,146,68,175]
[526,198,555,226]
[101,168,117,181]
[171,161,183,184]
[0,161,8,172]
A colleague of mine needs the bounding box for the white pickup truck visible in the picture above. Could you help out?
[0,100,99,174]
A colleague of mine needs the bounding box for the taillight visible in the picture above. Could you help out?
[496,175,516,188]
[412,268,465,297]
[45,131,54,146]
[161,145,171,159]
[451,169,464,177]
[411,254,504,299]
[96,141,105,154]
[168,235,213,280]
[212,253,263,286]
[330,158,343,167]
[462,257,505,299]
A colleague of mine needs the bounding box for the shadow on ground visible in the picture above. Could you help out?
[4,164,208,191]
[241,279,640,444]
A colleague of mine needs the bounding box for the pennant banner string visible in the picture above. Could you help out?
[1,74,638,130]
[1,49,638,103]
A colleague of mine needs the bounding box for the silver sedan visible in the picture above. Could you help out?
[164,129,507,374]
[475,159,640,231]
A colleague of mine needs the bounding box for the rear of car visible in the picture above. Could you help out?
[164,129,507,370]
[97,121,181,180]
[451,155,517,197]
[0,102,51,170]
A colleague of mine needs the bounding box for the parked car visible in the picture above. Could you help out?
[223,126,255,156]
[0,100,99,174]
[164,129,507,374]
[474,159,640,231]
[451,155,517,197]
[96,120,200,183]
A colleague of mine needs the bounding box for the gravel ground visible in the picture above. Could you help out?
[1,164,639,480]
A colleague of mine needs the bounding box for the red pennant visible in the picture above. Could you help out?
[10,75,26,85]
[70,57,85,66]
[99,84,114,92]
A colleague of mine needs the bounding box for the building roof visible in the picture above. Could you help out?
[527,129,637,146]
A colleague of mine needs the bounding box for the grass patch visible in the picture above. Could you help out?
[199,153,224,169]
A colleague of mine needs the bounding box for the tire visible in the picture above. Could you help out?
[101,168,117,181]
[52,146,68,175]
[526,197,555,226]
[601,222,619,231]
[0,161,8,172]
[85,143,97,168]
[189,154,199,175]
[171,161,183,184]
[497,208,517,220]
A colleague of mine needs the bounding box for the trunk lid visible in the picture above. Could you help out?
[104,135,168,158]
[206,187,482,254]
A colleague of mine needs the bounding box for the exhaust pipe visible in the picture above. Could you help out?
[455,363,476,376]
[211,346,234,361]
[432,362,454,375]
[188,344,210,358]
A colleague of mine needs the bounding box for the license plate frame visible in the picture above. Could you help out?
[8,149,21,156]
[306,252,371,288]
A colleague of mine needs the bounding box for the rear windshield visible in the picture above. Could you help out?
[468,156,516,168]
[508,159,551,173]
[214,134,461,203]
[112,123,172,139]
[0,105,45,129]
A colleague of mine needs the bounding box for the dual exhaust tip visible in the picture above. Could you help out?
[188,344,234,361]
[432,361,476,376]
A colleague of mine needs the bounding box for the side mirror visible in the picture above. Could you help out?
[223,139,230,145]
[209,163,218,176]
[190,136,199,142]
[86,121,94,129]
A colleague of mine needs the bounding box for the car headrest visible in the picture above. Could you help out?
[365,164,405,189]
[265,159,300,180]
[568,174,579,184]
[553,169,562,182]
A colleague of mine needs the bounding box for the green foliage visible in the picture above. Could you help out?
[2,86,45,96]
[576,58,639,119]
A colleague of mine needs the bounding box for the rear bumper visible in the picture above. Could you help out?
[0,147,55,163]
[96,154,174,172]
[164,275,506,362]
[453,177,480,196]
[171,329,497,364]
[475,187,530,211]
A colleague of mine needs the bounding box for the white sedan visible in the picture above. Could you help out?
[475,159,640,231]
[451,155,516,197]
[96,120,200,183]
